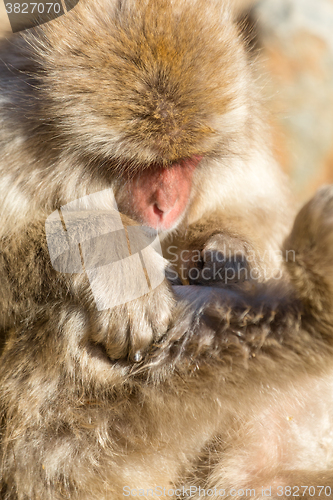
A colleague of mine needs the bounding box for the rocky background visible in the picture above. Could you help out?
[0,0,333,204]
[250,0,333,203]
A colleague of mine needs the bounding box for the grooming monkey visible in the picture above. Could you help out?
[0,0,294,350]
[2,0,328,498]
[2,183,333,500]
[0,0,292,285]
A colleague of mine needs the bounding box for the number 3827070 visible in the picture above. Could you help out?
[5,3,61,14]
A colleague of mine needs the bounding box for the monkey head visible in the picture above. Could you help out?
[24,0,251,231]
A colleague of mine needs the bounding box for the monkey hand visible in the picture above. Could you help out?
[187,233,253,288]
[74,221,177,363]
[43,210,177,363]
[96,279,176,363]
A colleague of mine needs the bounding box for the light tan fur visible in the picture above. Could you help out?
[1,1,329,500]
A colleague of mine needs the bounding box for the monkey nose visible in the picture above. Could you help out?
[144,190,186,229]
[151,200,178,225]
[152,190,179,217]
[129,155,201,230]
[153,203,166,219]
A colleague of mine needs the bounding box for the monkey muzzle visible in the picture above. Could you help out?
[128,155,202,230]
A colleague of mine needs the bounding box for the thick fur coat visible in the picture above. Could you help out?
[1,186,333,499]
[1,1,331,499]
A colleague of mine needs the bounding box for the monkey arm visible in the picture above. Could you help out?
[1,186,333,500]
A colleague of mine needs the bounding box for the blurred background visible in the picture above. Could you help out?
[0,0,333,204]
[249,0,333,203]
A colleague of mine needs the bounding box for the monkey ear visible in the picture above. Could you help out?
[284,185,333,322]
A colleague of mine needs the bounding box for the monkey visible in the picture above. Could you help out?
[0,0,323,498]
[2,181,333,499]
[0,0,294,355]
[0,0,292,288]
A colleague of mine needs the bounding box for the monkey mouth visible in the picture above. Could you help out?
[128,156,202,231]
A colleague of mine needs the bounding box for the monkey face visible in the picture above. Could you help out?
[25,0,249,230]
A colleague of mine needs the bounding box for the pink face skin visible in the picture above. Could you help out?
[127,156,202,231]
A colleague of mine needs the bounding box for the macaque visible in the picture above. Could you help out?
[1,0,330,499]
[2,184,333,500]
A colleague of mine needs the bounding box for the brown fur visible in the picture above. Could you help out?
[0,1,328,499]
[0,0,291,282]
[2,186,333,499]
